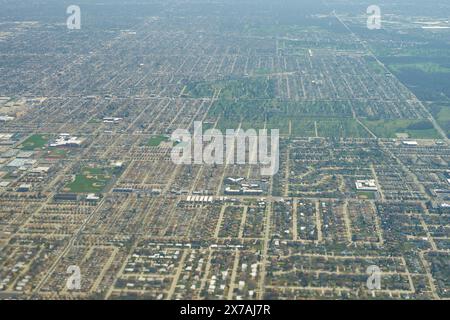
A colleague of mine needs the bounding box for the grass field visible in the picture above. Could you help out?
[147,135,170,147]
[363,119,441,139]
[357,191,376,200]
[19,134,49,150]
[65,167,113,193]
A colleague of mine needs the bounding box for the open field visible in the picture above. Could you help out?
[65,167,114,193]
[147,135,170,147]
[363,119,441,139]
[19,134,49,150]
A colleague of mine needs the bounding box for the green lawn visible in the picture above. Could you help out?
[65,167,112,193]
[20,134,49,150]
[363,119,441,139]
[88,118,102,124]
[357,191,376,200]
[147,135,170,147]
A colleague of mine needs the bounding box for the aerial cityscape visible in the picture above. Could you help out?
[0,0,449,301]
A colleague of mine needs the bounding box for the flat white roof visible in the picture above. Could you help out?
[355,179,378,191]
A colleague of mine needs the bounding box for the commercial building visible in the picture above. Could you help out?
[355,179,378,192]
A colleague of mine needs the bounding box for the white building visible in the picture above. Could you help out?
[402,140,418,146]
[50,134,84,147]
[355,179,378,191]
